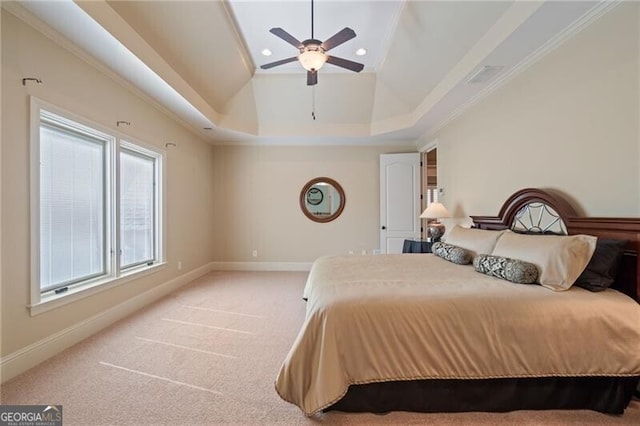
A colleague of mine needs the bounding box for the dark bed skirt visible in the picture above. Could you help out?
[326,376,640,415]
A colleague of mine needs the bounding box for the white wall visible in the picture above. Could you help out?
[1,11,216,363]
[434,2,640,221]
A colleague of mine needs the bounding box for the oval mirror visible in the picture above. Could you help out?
[299,177,346,223]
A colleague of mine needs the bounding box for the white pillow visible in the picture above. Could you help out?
[444,225,506,259]
[491,231,597,291]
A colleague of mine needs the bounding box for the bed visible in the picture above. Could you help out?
[275,188,640,416]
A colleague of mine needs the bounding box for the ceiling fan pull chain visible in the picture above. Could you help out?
[312,86,316,120]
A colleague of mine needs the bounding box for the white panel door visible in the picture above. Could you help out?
[380,153,421,253]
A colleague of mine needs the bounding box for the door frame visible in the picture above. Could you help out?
[420,139,439,239]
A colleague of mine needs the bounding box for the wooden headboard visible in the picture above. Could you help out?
[470,188,640,302]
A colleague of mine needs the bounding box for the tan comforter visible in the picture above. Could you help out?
[275,254,640,415]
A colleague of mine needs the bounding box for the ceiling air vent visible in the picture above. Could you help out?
[466,65,505,84]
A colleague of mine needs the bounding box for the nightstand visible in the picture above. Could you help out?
[402,238,438,253]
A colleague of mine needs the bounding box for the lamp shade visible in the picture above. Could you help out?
[298,50,327,71]
[420,202,451,219]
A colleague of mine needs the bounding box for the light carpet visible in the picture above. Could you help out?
[1,271,638,425]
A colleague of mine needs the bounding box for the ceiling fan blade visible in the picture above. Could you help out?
[321,27,356,51]
[326,56,364,72]
[307,70,318,86]
[269,27,303,49]
[260,56,298,70]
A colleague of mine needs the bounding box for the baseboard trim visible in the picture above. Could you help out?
[210,261,313,272]
[0,262,215,384]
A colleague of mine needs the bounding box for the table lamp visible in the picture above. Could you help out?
[420,202,451,240]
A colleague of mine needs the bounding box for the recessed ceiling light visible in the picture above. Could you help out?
[261,48,272,57]
[355,48,367,56]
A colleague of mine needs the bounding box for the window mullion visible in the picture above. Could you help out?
[111,138,121,277]
[153,160,158,263]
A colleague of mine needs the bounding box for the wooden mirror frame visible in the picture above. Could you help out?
[299,177,346,223]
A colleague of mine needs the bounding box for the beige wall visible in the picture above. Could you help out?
[1,12,216,357]
[211,144,414,263]
[7,0,637,376]
[0,6,4,361]
[434,3,640,221]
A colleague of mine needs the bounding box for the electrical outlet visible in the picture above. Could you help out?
[178,261,182,270]
[252,250,258,257]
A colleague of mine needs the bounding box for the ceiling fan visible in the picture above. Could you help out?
[260,0,364,86]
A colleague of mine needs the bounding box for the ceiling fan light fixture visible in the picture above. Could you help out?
[298,48,327,71]
[260,3,363,85]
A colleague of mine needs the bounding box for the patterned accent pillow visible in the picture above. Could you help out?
[473,254,538,284]
[432,242,472,265]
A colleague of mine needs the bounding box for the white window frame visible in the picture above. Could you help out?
[119,143,161,271]
[30,97,166,316]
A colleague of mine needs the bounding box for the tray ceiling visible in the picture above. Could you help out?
[8,0,608,146]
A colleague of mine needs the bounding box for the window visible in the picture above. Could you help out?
[31,99,164,314]
[120,147,156,269]
[39,116,108,292]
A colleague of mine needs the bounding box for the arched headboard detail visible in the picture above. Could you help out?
[470,188,578,231]
[471,188,640,302]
